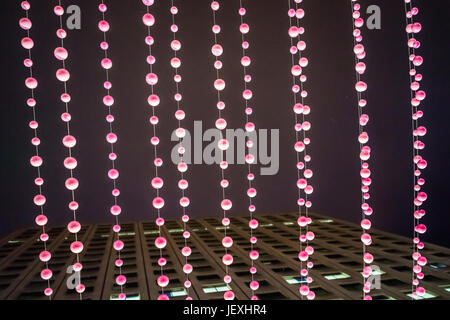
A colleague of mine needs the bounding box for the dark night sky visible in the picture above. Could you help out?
[0,0,449,247]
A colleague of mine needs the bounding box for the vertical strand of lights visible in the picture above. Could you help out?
[291,0,316,300]
[140,0,169,300]
[209,1,235,301]
[349,0,375,300]
[403,0,428,300]
[97,1,127,300]
[53,1,85,298]
[236,1,259,300]
[168,1,193,300]
[19,0,53,299]
[287,0,315,300]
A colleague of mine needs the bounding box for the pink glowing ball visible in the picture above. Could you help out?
[67,221,81,234]
[29,155,43,168]
[224,275,232,284]
[211,44,223,56]
[25,77,38,89]
[116,275,127,286]
[70,241,84,254]
[182,246,192,257]
[222,236,233,248]
[211,1,220,11]
[355,81,368,92]
[148,94,160,107]
[214,79,226,91]
[75,284,85,294]
[222,217,230,226]
[33,195,46,206]
[299,285,310,296]
[224,291,235,300]
[65,177,79,191]
[157,275,170,287]
[56,68,70,82]
[249,250,259,260]
[41,269,53,280]
[250,281,259,291]
[142,13,155,27]
[240,23,249,34]
[154,237,167,250]
[19,17,32,30]
[178,162,188,173]
[39,250,51,262]
[40,233,49,242]
[114,240,124,251]
[21,37,34,50]
[44,288,53,296]
[97,20,110,32]
[363,252,374,264]
[21,1,31,10]
[222,254,234,266]
[221,199,232,211]
[115,259,123,267]
[243,89,253,100]
[298,251,309,262]
[110,205,121,216]
[156,218,166,228]
[183,264,193,274]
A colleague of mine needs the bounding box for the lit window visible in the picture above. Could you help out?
[430,263,447,269]
[8,240,21,244]
[119,232,136,236]
[202,283,231,294]
[439,285,450,292]
[110,293,141,300]
[407,291,438,300]
[324,273,351,280]
[319,219,333,223]
[283,222,294,226]
[283,276,307,284]
[260,223,273,228]
[168,229,183,233]
[144,230,159,235]
[167,287,187,297]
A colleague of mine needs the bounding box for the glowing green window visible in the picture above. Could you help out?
[324,273,351,280]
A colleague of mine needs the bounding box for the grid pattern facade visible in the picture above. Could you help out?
[0,213,449,300]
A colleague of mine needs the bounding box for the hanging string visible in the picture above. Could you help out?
[348,0,376,300]
[19,0,53,299]
[140,0,169,300]
[403,0,428,300]
[168,0,194,300]
[97,1,127,299]
[53,0,84,299]
[287,0,316,300]
[237,0,259,300]
[209,0,235,301]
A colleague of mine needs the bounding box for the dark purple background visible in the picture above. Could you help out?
[1,0,449,246]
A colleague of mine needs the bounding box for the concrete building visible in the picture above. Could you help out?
[0,213,449,300]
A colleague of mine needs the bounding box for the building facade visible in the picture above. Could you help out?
[0,213,449,300]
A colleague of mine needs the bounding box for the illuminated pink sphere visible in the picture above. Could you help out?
[41,269,52,280]
[70,241,84,254]
[153,197,165,209]
[224,291,235,300]
[116,275,127,286]
[142,13,155,26]
[221,199,232,211]
[56,68,70,82]
[19,18,32,30]
[67,221,81,234]
[155,236,167,249]
[39,250,51,262]
[222,236,233,248]
[157,275,169,287]
[114,240,124,251]
[222,254,233,266]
